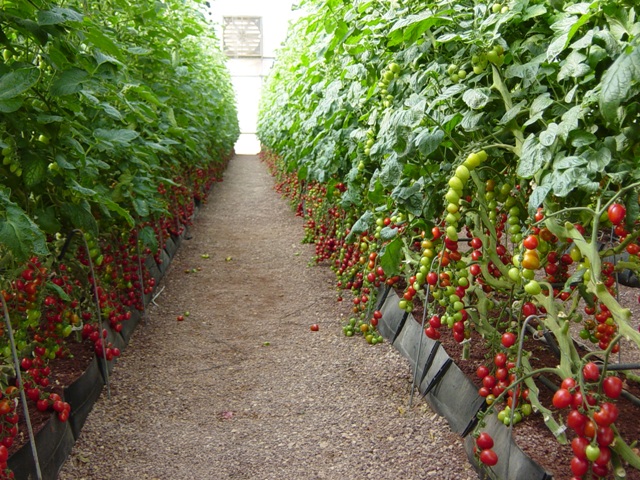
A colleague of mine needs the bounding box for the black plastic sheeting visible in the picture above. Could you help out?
[378,288,553,480]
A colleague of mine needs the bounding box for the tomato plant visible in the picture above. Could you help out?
[0,0,238,475]
[259,0,640,477]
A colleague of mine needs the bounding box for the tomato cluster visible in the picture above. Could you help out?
[553,366,625,479]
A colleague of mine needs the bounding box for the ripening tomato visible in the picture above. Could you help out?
[607,203,626,225]
[522,235,539,250]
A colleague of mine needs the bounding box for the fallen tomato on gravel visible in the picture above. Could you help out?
[310,324,319,331]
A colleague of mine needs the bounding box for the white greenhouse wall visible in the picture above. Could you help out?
[204,0,302,154]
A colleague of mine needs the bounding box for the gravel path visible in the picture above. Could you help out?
[58,155,477,480]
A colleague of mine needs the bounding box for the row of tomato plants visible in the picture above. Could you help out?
[258,0,640,478]
[0,0,238,477]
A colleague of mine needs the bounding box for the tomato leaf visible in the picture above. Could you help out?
[599,41,640,125]
[0,67,39,101]
[516,135,552,179]
[378,236,403,276]
[0,188,48,262]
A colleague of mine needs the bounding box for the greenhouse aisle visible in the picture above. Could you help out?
[59,155,476,480]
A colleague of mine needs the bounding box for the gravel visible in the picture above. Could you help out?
[58,155,477,480]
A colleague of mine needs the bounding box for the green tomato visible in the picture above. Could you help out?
[448,176,464,192]
[508,267,520,282]
[586,445,601,462]
[455,165,470,182]
[445,189,460,204]
[524,280,542,295]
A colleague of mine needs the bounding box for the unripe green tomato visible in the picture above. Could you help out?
[508,215,520,225]
[521,403,533,416]
[389,63,401,74]
[464,152,482,169]
[489,210,497,221]
[522,268,535,280]
[419,265,428,274]
[446,226,458,241]
[473,65,484,74]
[445,189,460,204]
[457,276,469,287]
[453,311,463,321]
[432,290,442,300]
[416,272,425,284]
[511,233,523,244]
[445,213,458,225]
[509,224,521,235]
[447,64,458,75]
[450,73,459,83]
[487,200,497,210]
[458,70,467,80]
[485,191,495,201]
[500,183,512,195]
[420,256,430,266]
[455,165,470,182]
[383,70,394,82]
[447,203,459,214]
[508,267,520,282]
[453,301,465,311]
[524,280,542,295]
[449,294,461,303]
[505,196,516,208]
[509,206,521,217]
[448,176,464,191]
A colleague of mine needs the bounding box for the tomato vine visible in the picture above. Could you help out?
[259,0,640,477]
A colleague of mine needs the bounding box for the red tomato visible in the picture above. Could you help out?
[501,332,517,348]
[582,362,600,382]
[552,388,573,409]
[479,449,498,466]
[561,377,576,390]
[607,203,626,225]
[567,410,587,434]
[494,353,507,368]
[476,365,490,379]
[523,235,539,250]
[602,376,623,399]
[571,456,589,476]
[571,436,589,459]
[476,432,494,450]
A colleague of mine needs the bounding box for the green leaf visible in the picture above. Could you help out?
[37,7,83,25]
[50,68,88,96]
[345,210,373,242]
[133,198,150,217]
[0,188,48,261]
[138,226,159,253]
[517,135,552,178]
[379,237,403,276]
[46,282,71,302]
[22,157,47,188]
[528,184,552,215]
[33,206,62,235]
[0,97,23,113]
[462,88,491,110]
[414,128,444,156]
[93,129,140,148]
[62,202,98,236]
[380,226,397,241]
[599,43,640,125]
[0,67,39,101]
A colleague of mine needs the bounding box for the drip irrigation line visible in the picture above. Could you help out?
[1,296,42,480]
